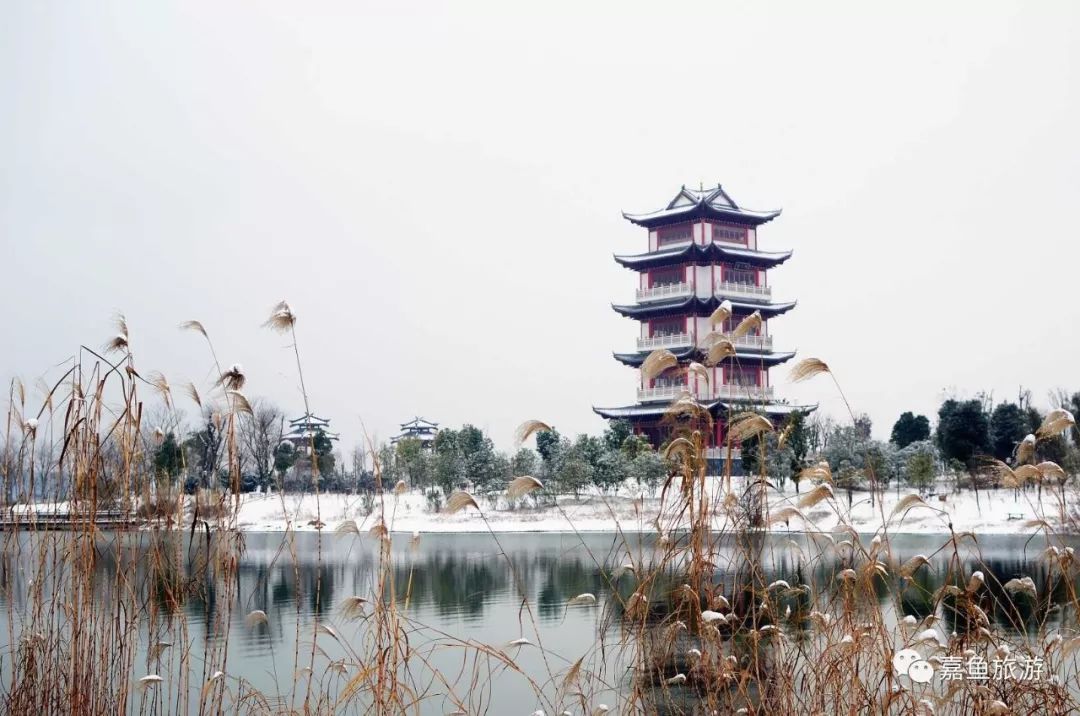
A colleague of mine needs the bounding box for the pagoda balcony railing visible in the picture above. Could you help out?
[637,332,692,351]
[712,384,774,402]
[704,446,742,462]
[637,384,695,402]
[731,334,773,351]
[715,281,772,302]
[636,282,692,303]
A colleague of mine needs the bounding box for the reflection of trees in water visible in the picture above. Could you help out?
[393,552,507,620]
[535,554,606,620]
[3,533,1078,656]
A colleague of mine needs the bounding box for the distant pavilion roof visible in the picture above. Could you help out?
[613,348,796,368]
[392,416,440,445]
[399,416,439,431]
[612,296,796,320]
[623,185,781,228]
[614,243,793,271]
[288,413,331,427]
[283,412,338,442]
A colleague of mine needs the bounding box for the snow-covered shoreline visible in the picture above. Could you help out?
[9,481,1073,536]
[226,481,1073,536]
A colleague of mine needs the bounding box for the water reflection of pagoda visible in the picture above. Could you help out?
[282,413,339,454]
[391,417,439,449]
[594,184,814,462]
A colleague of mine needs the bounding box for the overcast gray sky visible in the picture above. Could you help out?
[2,1,1078,453]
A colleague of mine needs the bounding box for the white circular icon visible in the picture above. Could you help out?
[908,659,934,683]
[893,648,921,676]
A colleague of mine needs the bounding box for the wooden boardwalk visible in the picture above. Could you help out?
[0,509,141,530]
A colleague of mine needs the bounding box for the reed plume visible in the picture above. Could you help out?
[641,349,678,382]
[514,419,553,446]
[709,299,733,327]
[789,357,831,383]
[507,475,543,499]
[729,310,761,339]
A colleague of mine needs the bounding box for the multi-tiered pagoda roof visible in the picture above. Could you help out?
[622,185,782,227]
[283,413,340,443]
[611,296,797,320]
[614,243,793,270]
[594,183,815,466]
[391,416,439,448]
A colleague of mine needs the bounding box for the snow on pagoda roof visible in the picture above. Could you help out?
[623,185,781,228]
[718,401,818,416]
[593,399,816,420]
[399,416,439,430]
[614,243,792,271]
[391,432,437,445]
[612,296,797,320]
[283,428,340,441]
[593,402,689,419]
[288,412,331,426]
[612,349,797,368]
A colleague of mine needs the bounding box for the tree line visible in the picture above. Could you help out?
[383,420,668,503]
[781,389,1080,496]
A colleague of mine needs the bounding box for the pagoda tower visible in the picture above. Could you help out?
[282,412,339,455]
[391,417,440,450]
[594,183,813,467]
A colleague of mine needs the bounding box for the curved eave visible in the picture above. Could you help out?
[614,244,793,271]
[613,347,697,366]
[613,349,797,368]
[612,296,696,319]
[716,402,819,417]
[594,400,723,420]
[612,298,797,320]
[594,399,815,421]
[622,205,782,228]
[614,243,696,270]
[593,404,670,419]
[716,246,792,268]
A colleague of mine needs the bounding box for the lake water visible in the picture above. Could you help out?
[0,530,1076,714]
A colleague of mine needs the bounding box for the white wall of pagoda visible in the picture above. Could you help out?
[694,266,710,297]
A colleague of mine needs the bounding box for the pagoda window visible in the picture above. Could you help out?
[657,224,693,247]
[723,312,761,336]
[726,365,762,387]
[649,267,683,287]
[712,223,748,245]
[652,370,687,388]
[722,263,758,286]
[650,317,684,337]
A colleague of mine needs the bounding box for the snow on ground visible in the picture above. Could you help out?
[224,479,1073,536]
[9,479,1072,535]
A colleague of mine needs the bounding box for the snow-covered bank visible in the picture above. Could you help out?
[224,482,1074,536]
[9,481,1072,535]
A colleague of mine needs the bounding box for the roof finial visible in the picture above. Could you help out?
[699,180,704,191]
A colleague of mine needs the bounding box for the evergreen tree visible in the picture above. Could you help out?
[905,449,936,489]
[312,428,336,480]
[535,428,562,464]
[935,399,990,468]
[602,420,634,452]
[395,437,430,488]
[510,448,538,477]
[153,431,184,480]
[273,441,297,485]
[988,402,1028,461]
[890,412,930,448]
